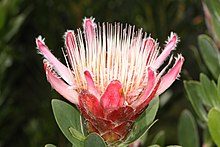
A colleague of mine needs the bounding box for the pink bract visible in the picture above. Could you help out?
[36,17,184,144]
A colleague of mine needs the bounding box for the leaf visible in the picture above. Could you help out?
[140,130,148,146]
[123,96,159,145]
[0,1,7,29]
[200,74,220,108]
[197,75,212,108]
[4,13,27,41]
[51,99,84,146]
[208,108,220,146]
[152,130,165,147]
[136,96,159,125]
[184,81,207,121]
[217,76,220,104]
[204,0,220,23]
[178,110,199,147]
[148,145,160,147]
[166,146,182,147]
[203,126,214,147]
[69,127,86,141]
[210,13,220,44]
[198,34,220,80]
[84,133,106,147]
[44,144,56,147]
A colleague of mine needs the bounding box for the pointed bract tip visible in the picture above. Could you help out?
[153,32,180,69]
[36,36,45,49]
[64,30,74,39]
[83,17,96,30]
[175,54,184,64]
[156,54,184,95]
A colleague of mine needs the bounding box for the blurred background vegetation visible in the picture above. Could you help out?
[0,0,216,146]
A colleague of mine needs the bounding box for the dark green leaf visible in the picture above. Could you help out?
[204,0,220,23]
[140,130,148,146]
[51,99,84,146]
[152,130,165,147]
[198,74,212,108]
[198,34,220,80]
[200,74,220,108]
[0,1,7,29]
[4,13,27,41]
[217,76,220,104]
[203,126,214,147]
[210,13,220,44]
[148,145,160,147]
[178,110,199,147]
[45,144,56,147]
[84,133,106,147]
[184,81,207,121]
[208,108,220,146]
[69,127,86,141]
[123,96,159,145]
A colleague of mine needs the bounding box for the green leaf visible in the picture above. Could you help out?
[200,74,220,108]
[203,126,214,147]
[140,130,148,146]
[198,74,212,108]
[69,127,86,141]
[198,34,220,80]
[210,13,220,44]
[208,108,220,146]
[4,12,27,41]
[84,133,106,147]
[152,130,165,147]
[123,96,159,145]
[217,76,220,104]
[0,1,7,29]
[184,81,207,121]
[166,146,182,147]
[136,96,159,125]
[148,145,160,147]
[178,110,199,147]
[44,144,56,147]
[51,99,84,146]
[204,0,220,23]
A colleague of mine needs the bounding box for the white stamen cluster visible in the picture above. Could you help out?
[65,19,160,96]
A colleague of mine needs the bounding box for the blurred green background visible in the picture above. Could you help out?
[0,0,210,146]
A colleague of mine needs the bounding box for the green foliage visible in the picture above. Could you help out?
[184,1,220,145]
[184,74,220,122]
[0,0,36,146]
[45,144,57,147]
[0,0,29,42]
[148,145,182,147]
[208,108,220,147]
[122,96,159,145]
[84,133,106,147]
[148,145,160,147]
[178,110,199,147]
[198,35,220,80]
[184,80,207,121]
[152,130,165,147]
[203,0,220,43]
[51,99,84,146]
[69,127,86,142]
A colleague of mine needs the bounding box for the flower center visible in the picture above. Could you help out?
[66,21,159,97]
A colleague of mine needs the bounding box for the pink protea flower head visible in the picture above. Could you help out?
[36,17,184,144]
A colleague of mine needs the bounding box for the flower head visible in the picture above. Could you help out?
[36,17,184,144]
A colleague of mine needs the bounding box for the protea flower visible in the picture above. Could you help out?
[36,17,184,144]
